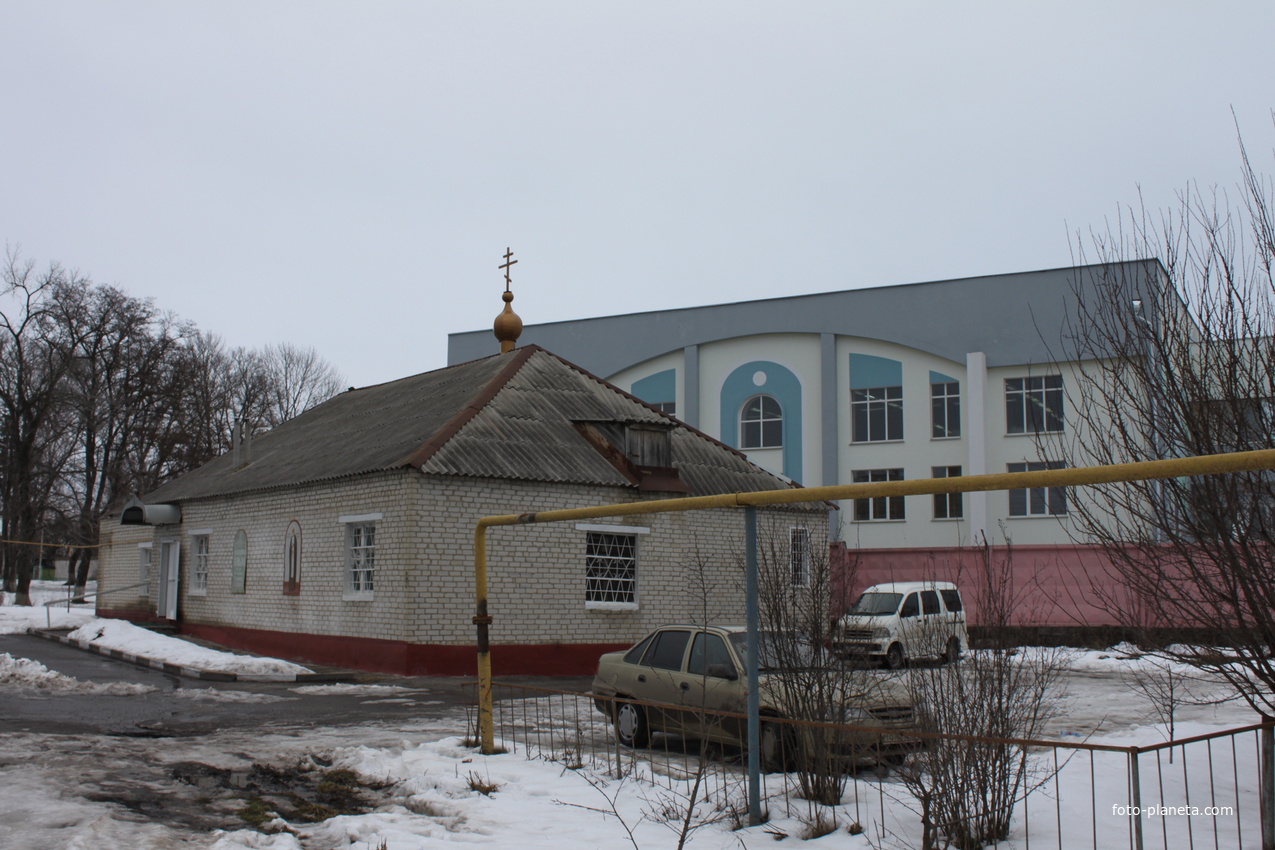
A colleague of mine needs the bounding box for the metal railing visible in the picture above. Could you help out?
[466,680,1273,849]
[43,581,147,628]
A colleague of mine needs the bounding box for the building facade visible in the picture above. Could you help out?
[97,345,827,674]
[449,262,1167,627]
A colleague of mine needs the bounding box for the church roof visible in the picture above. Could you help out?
[144,345,801,503]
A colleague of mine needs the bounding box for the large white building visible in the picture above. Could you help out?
[449,261,1167,626]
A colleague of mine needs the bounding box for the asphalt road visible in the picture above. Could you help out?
[0,633,592,736]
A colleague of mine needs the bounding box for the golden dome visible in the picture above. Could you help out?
[494,289,522,353]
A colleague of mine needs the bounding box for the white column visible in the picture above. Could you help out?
[966,352,989,546]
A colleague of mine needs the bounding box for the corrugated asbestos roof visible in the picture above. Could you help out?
[144,346,798,503]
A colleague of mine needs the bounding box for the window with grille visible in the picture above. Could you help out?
[789,527,810,586]
[852,385,903,442]
[585,531,638,605]
[1008,461,1068,516]
[931,381,960,438]
[932,465,963,519]
[346,522,376,597]
[852,468,905,521]
[1006,375,1064,434]
[191,534,210,595]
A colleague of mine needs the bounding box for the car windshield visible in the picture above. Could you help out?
[847,592,902,616]
[728,631,817,671]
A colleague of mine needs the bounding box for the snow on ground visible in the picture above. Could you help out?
[66,618,313,678]
[0,579,99,633]
[2,585,1272,848]
[0,652,157,695]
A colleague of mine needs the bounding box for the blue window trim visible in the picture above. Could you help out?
[632,369,676,408]
[720,361,802,482]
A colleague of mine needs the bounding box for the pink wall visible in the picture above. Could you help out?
[831,543,1132,628]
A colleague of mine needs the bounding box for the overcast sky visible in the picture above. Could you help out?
[3,2,1273,388]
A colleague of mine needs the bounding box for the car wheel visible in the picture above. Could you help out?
[883,643,905,670]
[759,721,791,773]
[614,700,649,749]
[943,637,962,664]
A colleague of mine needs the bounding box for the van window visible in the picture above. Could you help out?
[644,630,691,671]
[849,592,903,615]
[922,590,941,615]
[940,589,963,613]
[900,593,920,618]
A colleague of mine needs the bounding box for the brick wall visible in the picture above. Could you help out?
[98,470,829,654]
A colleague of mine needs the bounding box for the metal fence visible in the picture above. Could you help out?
[465,681,1272,849]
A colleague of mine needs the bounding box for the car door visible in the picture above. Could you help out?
[920,589,943,656]
[633,628,694,735]
[896,592,922,659]
[680,631,747,743]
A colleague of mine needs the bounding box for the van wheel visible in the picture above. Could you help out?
[884,643,905,670]
[943,637,962,664]
[615,700,649,748]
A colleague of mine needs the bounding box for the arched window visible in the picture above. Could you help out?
[283,521,302,596]
[740,394,783,449]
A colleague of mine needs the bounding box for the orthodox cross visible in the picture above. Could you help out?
[499,248,517,292]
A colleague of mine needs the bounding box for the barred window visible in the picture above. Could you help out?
[191,534,210,595]
[586,531,638,605]
[789,527,810,586]
[347,522,376,596]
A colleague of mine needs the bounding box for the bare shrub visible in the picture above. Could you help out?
[896,536,1066,850]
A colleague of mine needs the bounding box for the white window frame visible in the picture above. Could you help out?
[577,523,649,610]
[851,468,906,521]
[931,381,961,439]
[1008,461,1068,516]
[339,513,382,601]
[932,466,963,520]
[137,543,153,597]
[789,527,811,587]
[851,385,904,443]
[189,529,212,596]
[739,394,783,449]
[1006,375,1064,435]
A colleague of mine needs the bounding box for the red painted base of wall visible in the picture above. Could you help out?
[97,609,623,677]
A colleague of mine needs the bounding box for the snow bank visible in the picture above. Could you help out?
[66,618,313,677]
[0,652,155,695]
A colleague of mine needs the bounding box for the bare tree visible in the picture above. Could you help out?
[0,250,85,603]
[1061,117,1275,720]
[45,279,188,597]
[259,342,343,428]
[0,250,346,602]
[894,536,1067,850]
[752,514,890,809]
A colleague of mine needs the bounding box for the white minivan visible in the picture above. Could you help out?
[833,581,968,669]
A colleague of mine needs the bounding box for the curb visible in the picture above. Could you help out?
[25,627,348,683]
